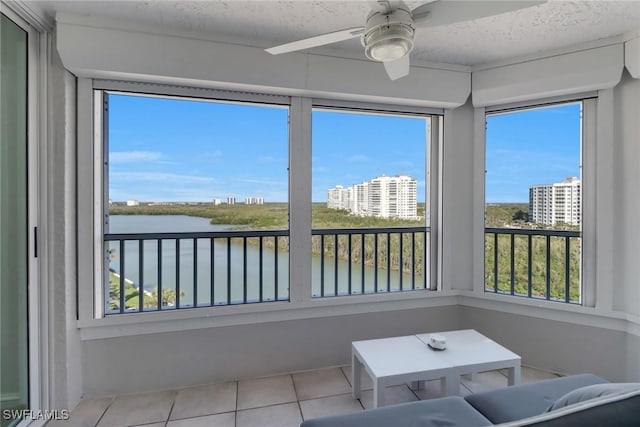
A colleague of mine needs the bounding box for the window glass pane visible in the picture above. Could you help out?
[311,108,429,297]
[105,93,289,313]
[0,13,30,425]
[485,102,582,302]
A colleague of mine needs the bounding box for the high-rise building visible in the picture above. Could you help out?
[227,196,236,205]
[327,175,417,219]
[245,197,264,205]
[529,177,581,226]
[327,185,349,210]
[352,182,368,215]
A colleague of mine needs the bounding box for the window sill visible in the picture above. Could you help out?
[77,287,638,341]
[77,289,456,340]
[458,290,631,333]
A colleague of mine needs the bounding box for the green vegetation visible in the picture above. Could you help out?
[110,203,426,277]
[485,203,529,227]
[109,203,424,230]
[109,270,182,311]
[483,203,581,302]
[109,202,581,303]
[485,235,580,302]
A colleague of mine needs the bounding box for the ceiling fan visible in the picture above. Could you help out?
[266,1,544,80]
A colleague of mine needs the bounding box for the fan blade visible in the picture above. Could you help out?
[383,55,410,80]
[265,27,365,55]
[412,1,545,27]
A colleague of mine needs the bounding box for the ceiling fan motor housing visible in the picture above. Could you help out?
[362,6,415,63]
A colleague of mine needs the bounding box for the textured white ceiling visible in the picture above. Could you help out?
[34,0,640,66]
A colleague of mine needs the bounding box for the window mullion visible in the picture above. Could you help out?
[288,97,313,303]
[77,79,99,321]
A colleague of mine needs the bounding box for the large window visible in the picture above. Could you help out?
[311,108,434,296]
[484,101,582,303]
[101,92,290,314]
[87,85,442,319]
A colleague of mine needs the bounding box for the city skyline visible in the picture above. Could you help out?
[108,94,581,204]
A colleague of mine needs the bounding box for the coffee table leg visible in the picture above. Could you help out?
[373,380,384,408]
[507,364,521,386]
[352,351,362,399]
[442,373,460,396]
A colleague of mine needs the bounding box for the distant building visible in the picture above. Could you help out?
[327,175,417,220]
[126,199,139,206]
[352,182,368,215]
[227,196,236,205]
[245,197,264,205]
[327,185,350,210]
[529,177,581,226]
[212,198,222,205]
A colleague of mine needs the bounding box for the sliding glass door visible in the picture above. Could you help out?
[0,12,30,427]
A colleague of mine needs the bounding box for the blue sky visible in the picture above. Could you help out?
[486,102,581,203]
[108,93,580,204]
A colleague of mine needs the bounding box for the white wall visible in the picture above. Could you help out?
[82,306,460,396]
[459,306,628,381]
[612,71,640,316]
[442,99,475,291]
[627,333,640,381]
[48,36,83,410]
[55,15,470,109]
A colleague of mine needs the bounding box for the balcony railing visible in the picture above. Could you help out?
[104,230,290,314]
[484,227,581,303]
[311,227,430,297]
[104,226,430,315]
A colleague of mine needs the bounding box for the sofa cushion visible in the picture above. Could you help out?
[300,396,493,427]
[546,382,640,411]
[464,374,607,424]
[495,388,640,427]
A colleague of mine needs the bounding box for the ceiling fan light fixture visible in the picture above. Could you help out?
[366,33,413,62]
[362,8,415,62]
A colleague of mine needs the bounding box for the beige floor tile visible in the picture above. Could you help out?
[293,368,351,401]
[130,424,165,427]
[97,390,175,427]
[46,397,113,427]
[340,366,373,391]
[411,379,472,400]
[237,374,297,410]
[461,370,509,393]
[236,402,302,427]
[359,384,418,410]
[299,394,363,420]
[167,412,235,427]
[520,366,561,383]
[170,381,236,420]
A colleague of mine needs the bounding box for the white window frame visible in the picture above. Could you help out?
[76,80,447,336]
[1,2,51,424]
[473,93,600,308]
[309,100,443,292]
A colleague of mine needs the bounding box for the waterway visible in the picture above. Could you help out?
[107,215,424,310]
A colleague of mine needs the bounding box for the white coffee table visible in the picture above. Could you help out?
[352,329,521,408]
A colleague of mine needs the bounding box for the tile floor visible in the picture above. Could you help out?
[48,365,560,427]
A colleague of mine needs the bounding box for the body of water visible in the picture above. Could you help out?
[107,215,424,312]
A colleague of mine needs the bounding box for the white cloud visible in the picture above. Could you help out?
[256,155,280,164]
[202,150,224,161]
[238,178,286,186]
[110,172,217,184]
[110,151,164,163]
[348,154,370,163]
[391,160,414,168]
